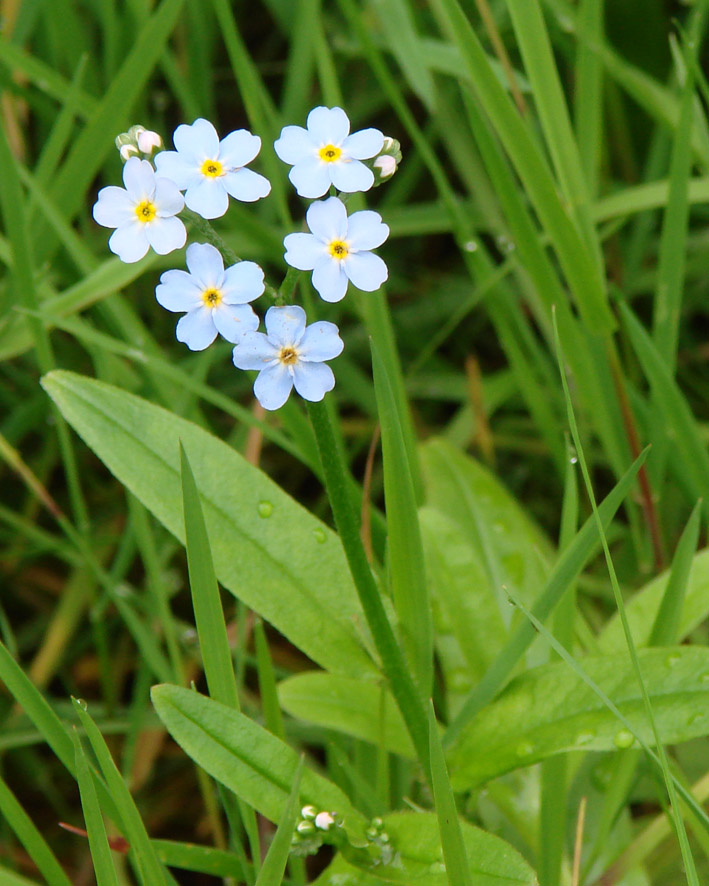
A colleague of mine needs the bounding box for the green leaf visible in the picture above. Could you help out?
[278,672,414,759]
[312,812,537,885]
[447,647,709,789]
[41,370,376,679]
[255,757,304,886]
[151,684,368,841]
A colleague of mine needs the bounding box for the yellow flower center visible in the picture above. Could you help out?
[318,144,342,163]
[279,346,299,365]
[202,288,222,307]
[201,158,224,178]
[328,240,349,260]
[135,200,156,223]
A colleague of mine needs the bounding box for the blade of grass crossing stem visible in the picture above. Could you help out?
[539,443,580,886]
[280,0,319,123]
[428,702,473,886]
[652,29,700,373]
[254,758,304,886]
[72,698,172,886]
[649,500,703,646]
[574,0,604,199]
[72,730,119,886]
[371,340,432,695]
[180,444,239,710]
[621,302,709,518]
[505,0,602,268]
[0,775,72,886]
[254,618,286,739]
[444,445,648,748]
[428,0,613,333]
[553,313,699,885]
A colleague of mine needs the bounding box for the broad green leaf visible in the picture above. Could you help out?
[41,371,376,679]
[278,672,414,759]
[599,549,709,653]
[312,813,538,885]
[447,647,709,790]
[151,684,367,842]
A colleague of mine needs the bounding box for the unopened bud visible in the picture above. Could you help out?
[374,155,397,178]
[136,128,163,154]
[115,124,163,162]
[300,805,317,820]
[296,820,316,835]
[369,136,401,186]
[119,144,139,161]
[314,811,335,831]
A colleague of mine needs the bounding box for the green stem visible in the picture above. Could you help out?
[306,399,430,776]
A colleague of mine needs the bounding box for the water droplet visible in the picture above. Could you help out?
[516,741,533,757]
[688,712,703,727]
[74,698,88,711]
[463,240,478,253]
[613,729,635,749]
[258,501,273,518]
[666,653,681,668]
[313,527,326,544]
[575,730,595,746]
[428,862,446,874]
[569,455,578,464]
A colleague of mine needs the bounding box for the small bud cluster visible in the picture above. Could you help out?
[291,804,343,857]
[370,137,401,186]
[115,124,163,161]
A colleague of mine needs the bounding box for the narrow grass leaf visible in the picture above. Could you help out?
[180,444,239,709]
[254,619,285,739]
[254,757,304,886]
[153,841,250,879]
[574,0,604,198]
[72,729,119,886]
[372,339,432,694]
[428,701,473,886]
[371,0,436,109]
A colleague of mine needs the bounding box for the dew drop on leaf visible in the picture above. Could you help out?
[613,729,635,749]
[258,501,273,518]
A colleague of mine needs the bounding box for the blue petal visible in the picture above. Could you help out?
[345,251,388,292]
[346,211,389,250]
[122,158,155,202]
[222,168,271,202]
[254,363,294,411]
[289,157,331,199]
[108,222,149,263]
[212,304,259,343]
[233,331,278,370]
[222,261,264,304]
[298,321,344,361]
[154,151,198,190]
[306,197,348,242]
[93,187,134,228]
[264,304,307,347]
[311,257,349,302]
[144,216,186,255]
[342,128,384,160]
[292,362,336,402]
[156,270,202,312]
[306,106,349,144]
[185,178,229,219]
[173,118,219,160]
[274,125,315,164]
[153,177,186,216]
[186,243,224,289]
[329,159,374,194]
[219,130,261,167]
[176,306,218,351]
[284,232,326,271]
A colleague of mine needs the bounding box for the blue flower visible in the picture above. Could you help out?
[155,118,271,219]
[283,197,389,302]
[92,157,186,263]
[156,243,263,351]
[232,305,343,410]
[274,107,383,198]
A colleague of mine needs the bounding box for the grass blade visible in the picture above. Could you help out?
[254,757,304,886]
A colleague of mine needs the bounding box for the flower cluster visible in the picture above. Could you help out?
[92,107,398,410]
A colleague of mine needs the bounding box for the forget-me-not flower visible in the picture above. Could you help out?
[156,243,263,351]
[274,107,383,198]
[92,157,186,263]
[155,118,271,219]
[232,305,343,410]
[284,196,389,302]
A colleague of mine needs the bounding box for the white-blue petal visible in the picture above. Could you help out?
[306,197,348,242]
[274,125,315,164]
[289,157,331,199]
[145,216,186,255]
[254,363,294,411]
[298,321,344,361]
[108,222,149,263]
[212,303,259,343]
[173,118,219,160]
[292,362,336,402]
[284,232,327,271]
[222,168,271,202]
[222,261,264,304]
[307,106,349,144]
[153,177,185,216]
[156,270,202,312]
[185,243,224,289]
[176,306,218,351]
[264,304,306,347]
[311,257,349,302]
[346,210,389,251]
[342,128,384,160]
[329,159,374,194]
[93,187,134,228]
[123,158,155,202]
[219,130,261,168]
[154,151,197,190]
[345,251,388,292]
[233,331,278,370]
[185,178,229,219]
